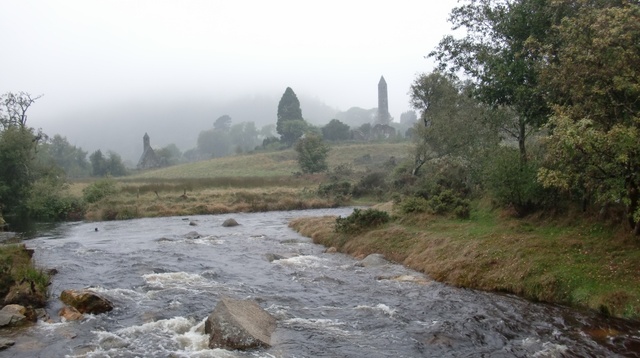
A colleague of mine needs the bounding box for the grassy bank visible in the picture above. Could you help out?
[0,243,50,307]
[289,202,640,320]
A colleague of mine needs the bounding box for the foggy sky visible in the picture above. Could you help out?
[0,0,458,159]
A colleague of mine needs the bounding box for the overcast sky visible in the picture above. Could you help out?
[1,0,458,135]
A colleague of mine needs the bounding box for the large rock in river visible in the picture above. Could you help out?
[222,218,239,227]
[60,289,113,314]
[204,296,276,350]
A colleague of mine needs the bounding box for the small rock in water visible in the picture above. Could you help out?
[325,247,338,253]
[189,221,198,226]
[59,306,83,321]
[0,338,15,350]
[184,231,201,239]
[222,218,239,227]
[264,253,285,262]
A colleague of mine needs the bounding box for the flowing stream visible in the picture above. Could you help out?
[3,208,640,357]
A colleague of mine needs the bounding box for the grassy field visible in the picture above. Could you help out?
[130,142,411,179]
[290,201,640,320]
[72,142,410,220]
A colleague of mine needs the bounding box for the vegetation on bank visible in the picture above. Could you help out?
[290,202,640,320]
[0,243,50,308]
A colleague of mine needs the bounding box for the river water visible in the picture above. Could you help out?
[3,208,640,357]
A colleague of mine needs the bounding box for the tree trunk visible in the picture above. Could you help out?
[518,120,527,165]
[627,180,639,235]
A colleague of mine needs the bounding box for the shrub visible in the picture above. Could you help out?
[399,190,470,219]
[399,196,430,213]
[294,134,330,174]
[484,147,546,216]
[83,178,118,204]
[27,177,85,221]
[335,208,390,234]
[317,181,351,198]
[352,172,388,198]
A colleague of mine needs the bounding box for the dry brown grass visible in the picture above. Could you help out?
[290,205,640,320]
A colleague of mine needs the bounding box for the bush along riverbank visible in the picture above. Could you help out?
[0,242,51,332]
[289,203,640,320]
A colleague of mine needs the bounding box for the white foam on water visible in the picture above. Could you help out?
[188,236,225,246]
[355,303,396,317]
[116,316,195,336]
[89,287,145,302]
[174,317,209,352]
[532,342,569,357]
[283,317,354,336]
[143,271,218,289]
[275,255,328,270]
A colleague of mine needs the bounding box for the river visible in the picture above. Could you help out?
[2,208,639,357]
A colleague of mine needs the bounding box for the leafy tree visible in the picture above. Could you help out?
[277,87,307,146]
[197,128,230,158]
[279,119,308,147]
[229,122,260,153]
[538,2,640,234]
[155,143,182,166]
[90,150,127,177]
[400,111,418,126]
[0,93,47,218]
[294,134,330,174]
[429,0,555,162]
[0,126,38,216]
[409,72,498,176]
[213,115,232,132]
[40,135,90,178]
[322,119,351,141]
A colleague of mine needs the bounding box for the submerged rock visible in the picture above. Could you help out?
[222,218,239,227]
[205,296,276,350]
[356,253,389,267]
[264,253,285,262]
[60,289,113,314]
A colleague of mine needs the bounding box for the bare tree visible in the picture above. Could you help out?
[0,92,43,130]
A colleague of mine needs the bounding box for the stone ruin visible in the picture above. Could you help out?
[136,133,160,170]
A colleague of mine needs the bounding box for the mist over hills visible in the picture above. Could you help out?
[41,94,343,163]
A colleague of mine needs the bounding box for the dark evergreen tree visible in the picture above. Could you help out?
[322,119,351,141]
[277,87,306,146]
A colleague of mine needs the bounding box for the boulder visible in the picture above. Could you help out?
[204,296,276,350]
[0,304,32,327]
[60,289,113,314]
[356,253,389,267]
[59,306,83,321]
[222,218,239,227]
[184,231,201,239]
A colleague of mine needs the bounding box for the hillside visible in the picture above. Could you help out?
[131,142,412,179]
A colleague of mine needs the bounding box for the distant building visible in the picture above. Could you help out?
[377,76,391,124]
[137,133,160,169]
